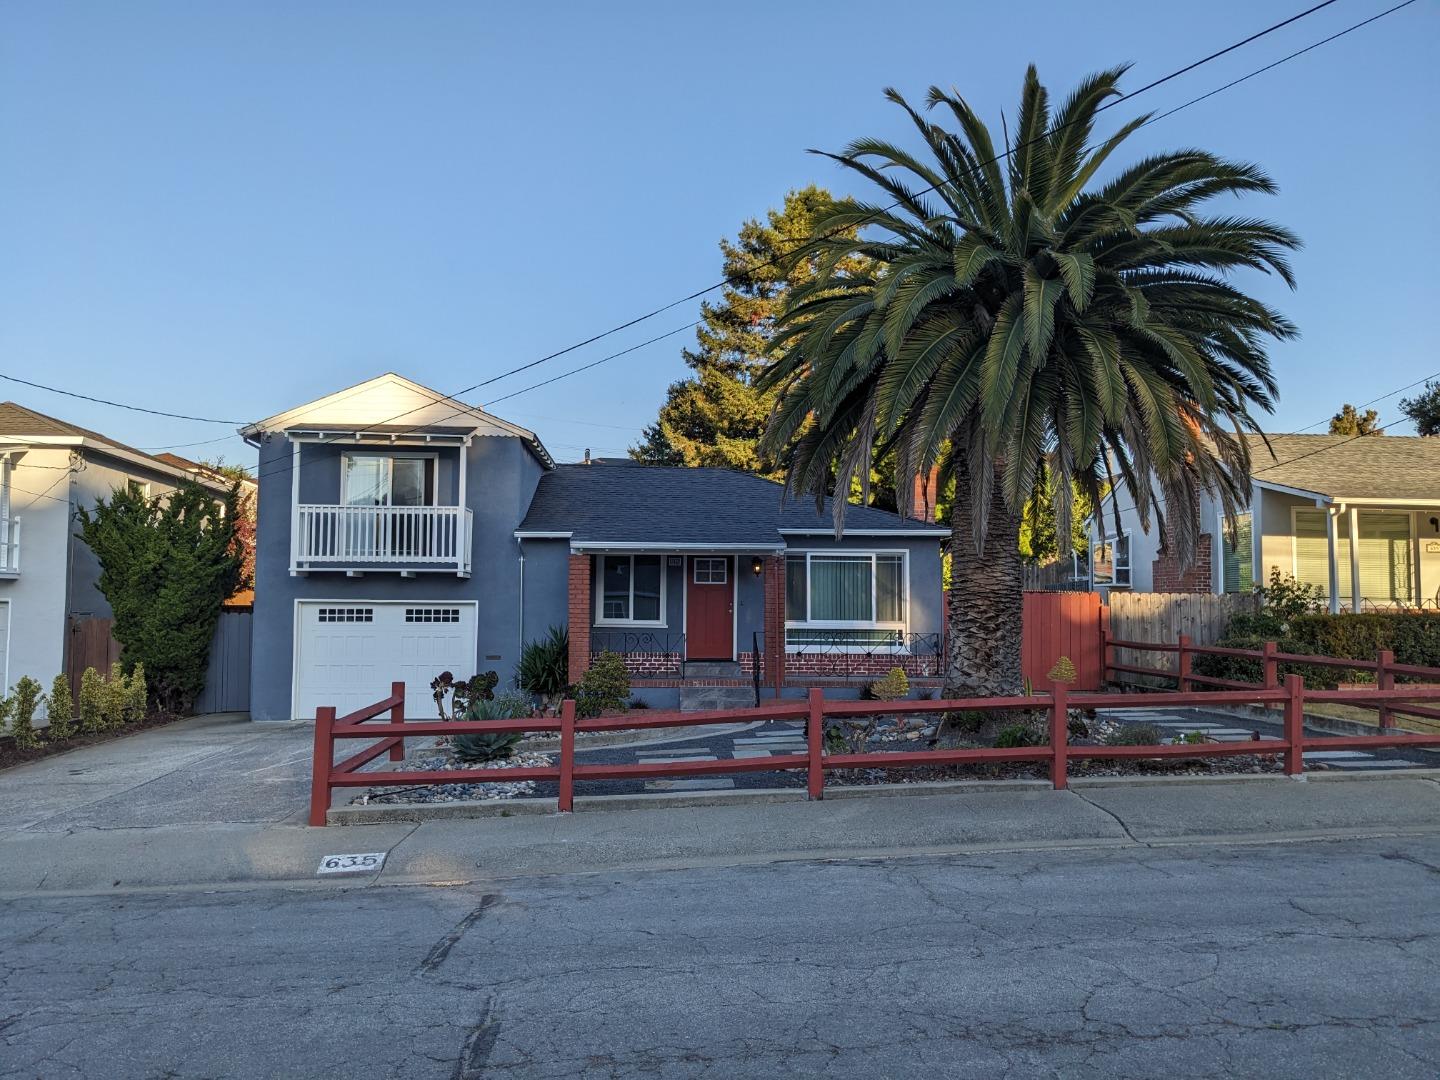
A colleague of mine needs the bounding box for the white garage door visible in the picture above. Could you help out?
[294,601,478,721]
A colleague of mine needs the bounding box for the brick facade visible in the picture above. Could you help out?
[567,554,592,680]
[1151,532,1213,593]
[762,554,786,691]
[782,651,945,679]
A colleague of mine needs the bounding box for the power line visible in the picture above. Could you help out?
[0,373,245,425]
[482,323,697,408]
[1097,369,1440,523]
[1291,369,1439,434]
[151,0,1351,468]
[389,0,1350,411]
[236,1,1412,490]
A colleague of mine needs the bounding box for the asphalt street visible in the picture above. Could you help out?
[4,835,1439,1079]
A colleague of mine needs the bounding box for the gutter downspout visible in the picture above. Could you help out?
[517,536,525,654]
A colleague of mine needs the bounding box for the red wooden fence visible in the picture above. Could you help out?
[1021,591,1104,690]
[308,677,1440,825]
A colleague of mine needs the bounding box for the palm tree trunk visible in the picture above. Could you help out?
[944,457,1025,698]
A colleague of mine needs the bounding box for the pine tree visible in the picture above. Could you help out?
[632,187,858,475]
[1328,403,1383,436]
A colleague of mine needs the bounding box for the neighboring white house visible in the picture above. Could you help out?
[1087,434,1440,613]
[0,402,233,711]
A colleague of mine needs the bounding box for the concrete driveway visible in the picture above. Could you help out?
[0,714,314,834]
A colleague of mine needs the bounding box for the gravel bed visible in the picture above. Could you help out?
[352,750,554,805]
[827,714,1287,786]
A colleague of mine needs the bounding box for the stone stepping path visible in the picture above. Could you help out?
[1099,716,1420,769]
[635,748,734,792]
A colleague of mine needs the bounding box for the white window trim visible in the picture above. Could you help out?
[340,451,440,507]
[1090,531,1131,589]
[594,553,668,627]
[784,549,909,651]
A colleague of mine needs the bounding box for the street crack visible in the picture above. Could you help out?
[420,894,499,972]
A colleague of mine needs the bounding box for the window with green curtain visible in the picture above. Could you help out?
[809,556,873,622]
[785,556,807,620]
[876,555,904,622]
[1357,511,1413,604]
[1293,509,1349,602]
[1223,513,1253,594]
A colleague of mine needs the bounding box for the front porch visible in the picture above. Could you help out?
[565,549,944,704]
[1257,490,1440,613]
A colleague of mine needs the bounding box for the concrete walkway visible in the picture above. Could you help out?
[5,711,1440,898]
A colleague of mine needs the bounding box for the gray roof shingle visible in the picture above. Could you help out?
[518,464,948,546]
[1247,434,1440,501]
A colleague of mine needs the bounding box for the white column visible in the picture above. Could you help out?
[289,437,302,576]
[1348,506,1362,613]
[1326,506,1341,615]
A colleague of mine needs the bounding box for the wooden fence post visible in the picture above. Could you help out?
[1050,682,1069,790]
[558,698,576,813]
[309,706,336,827]
[1283,674,1305,777]
[388,681,406,761]
[1177,635,1191,693]
[1098,605,1111,687]
[807,688,824,801]
[1262,641,1279,690]
[1376,649,1394,733]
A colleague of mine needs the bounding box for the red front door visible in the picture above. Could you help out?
[686,556,733,660]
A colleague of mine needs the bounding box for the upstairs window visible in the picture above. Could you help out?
[1091,533,1131,588]
[342,454,436,507]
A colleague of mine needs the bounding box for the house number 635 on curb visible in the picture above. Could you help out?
[317,852,387,875]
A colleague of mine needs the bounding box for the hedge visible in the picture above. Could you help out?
[1193,612,1440,690]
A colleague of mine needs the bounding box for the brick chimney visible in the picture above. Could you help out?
[909,466,940,522]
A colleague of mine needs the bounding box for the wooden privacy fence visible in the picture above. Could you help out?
[308,677,1440,825]
[1021,591,1104,690]
[1106,592,1258,686]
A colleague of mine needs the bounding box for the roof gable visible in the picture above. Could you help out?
[240,373,553,466]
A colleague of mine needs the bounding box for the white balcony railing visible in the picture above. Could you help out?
[293,505,472,575]
[0,517,19,577]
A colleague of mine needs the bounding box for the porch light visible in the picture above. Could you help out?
[751,556,764,576]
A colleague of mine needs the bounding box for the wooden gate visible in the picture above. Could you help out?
[1021,591,1104,690]
[66,616,123,701]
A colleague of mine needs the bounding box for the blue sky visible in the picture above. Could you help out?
[1,1,1435,468]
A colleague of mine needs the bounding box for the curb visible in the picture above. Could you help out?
[326,767,1440,824]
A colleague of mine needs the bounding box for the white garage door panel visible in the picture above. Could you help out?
[294,602,477,720]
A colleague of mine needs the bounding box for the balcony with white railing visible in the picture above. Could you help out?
[0,517,18,578]
[292,505,472,576]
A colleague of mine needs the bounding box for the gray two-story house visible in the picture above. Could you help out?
[242,374,949,720]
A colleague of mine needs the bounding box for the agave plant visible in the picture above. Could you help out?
[452,695,526,763]
[759,65,1298,695]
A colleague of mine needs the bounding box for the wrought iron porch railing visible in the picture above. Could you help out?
[590,631,687,678]
[783,631,944,679]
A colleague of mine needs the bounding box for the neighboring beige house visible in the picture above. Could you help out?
[1087,434,1440,613]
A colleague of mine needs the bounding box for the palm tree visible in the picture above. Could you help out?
[758,66,1298,696]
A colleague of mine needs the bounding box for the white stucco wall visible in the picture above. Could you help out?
[0,447,78,705]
